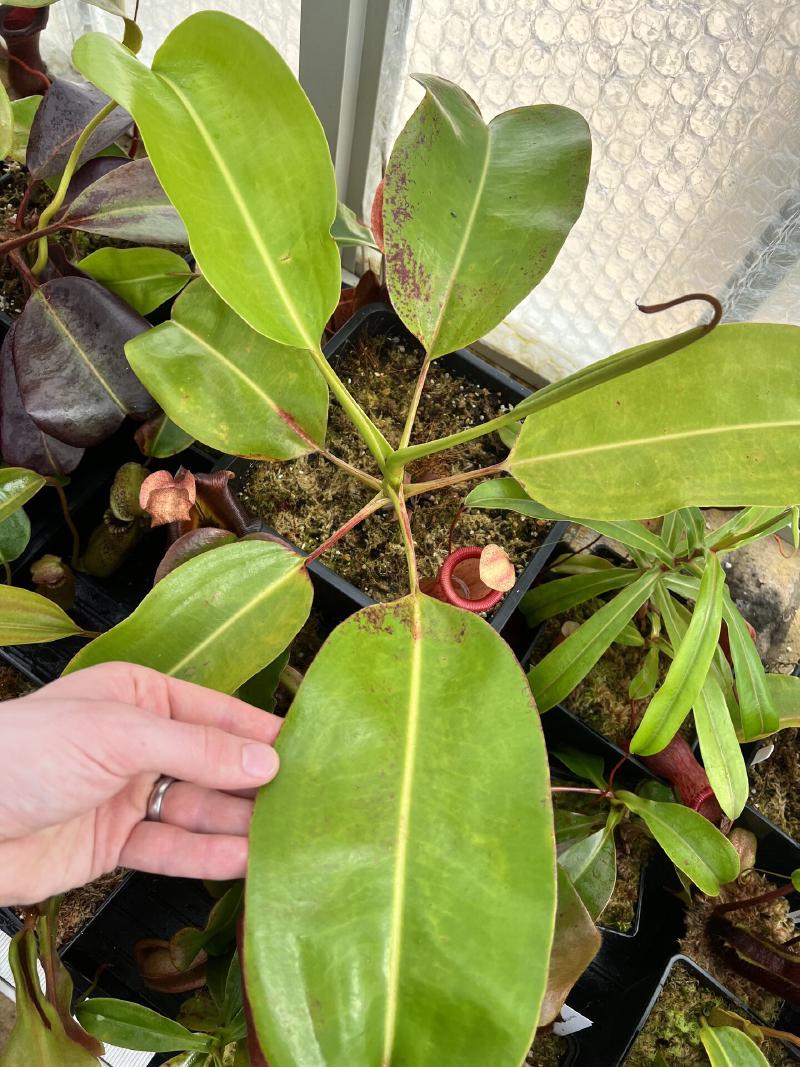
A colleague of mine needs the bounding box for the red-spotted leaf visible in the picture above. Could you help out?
[26,77,131,179]
[55,158,189,245]
[12,277,155,447]
[0,324,84,475]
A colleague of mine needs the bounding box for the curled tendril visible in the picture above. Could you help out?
[636,292,723,332]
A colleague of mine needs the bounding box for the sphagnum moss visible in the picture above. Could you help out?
[748,728,800,841]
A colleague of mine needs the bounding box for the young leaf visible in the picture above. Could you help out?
[613,621,646,647]
[26,77,131,179]
[55,158,189,245]
[245,594,557,1067]
[614,791,739,895]
[383,76,590,358]
[171,882,244,970]
[538,866,601,1027]
[529,569,659,713]
[629,645,660,700]
[76,999,215,1054]
[135,412,195,458]
[0,507,31,563]
[0,465,45,523]
[692,674,748,821]
[64,540,312,693]
[722,593,779,741]
[552,747,607,789]
[126,278,328,459]
[520,568,638,627]
[558,826,616,921]
[73,13,341,349]
[630,558,724,756]
[12,277,155,447]
[507,324,800,518]
[80,247,193,314]
[10,95,41,164]
[699,1022,770,1067]
[0,585,85,644]
[332,201,379,250]
[707,506,791,552]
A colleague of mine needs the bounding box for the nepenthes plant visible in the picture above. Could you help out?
[1,8,800,1065]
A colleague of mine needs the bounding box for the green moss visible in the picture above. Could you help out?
[748,728,800,841]
[526,1029,569,1066]
[242,333,550,604]
[625,961,795,1066]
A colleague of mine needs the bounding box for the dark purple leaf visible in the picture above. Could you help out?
[40,241,89,282]
[710,913,800,1006]
[154,528,237,585]
[26,77,131,180]
[0,324,84,475]
[63,156,128,205]
[55,158,189,246]
[12,277,156,447]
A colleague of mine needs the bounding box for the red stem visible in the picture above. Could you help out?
[304,495,387,567]
[713,883,794,916]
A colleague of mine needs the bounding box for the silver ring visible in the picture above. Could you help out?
[146,775,177,823]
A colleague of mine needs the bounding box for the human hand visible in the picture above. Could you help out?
[0,661,282,905]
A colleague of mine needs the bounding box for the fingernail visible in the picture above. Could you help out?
[242,742,279,780]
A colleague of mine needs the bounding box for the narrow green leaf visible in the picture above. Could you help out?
[0,80,13,161]
[0,466,46,523]
[520,568,637,627]
[678,508,705,552]
[552,747,607,789]
[615,791,739,895]
[693,674,748,820]
[613,621,646,647]
[246,594,556,1067]
[699,1023,770,1067]
[629,646,660,700]
[538,866,601,1027]
[660,512,684,552]
[529,569,660,713]
[80,247,193,314]
[383,76,590,359]
[742,673,800,738]
[0,586,84,644]
[630,559,724,756]
[73,13,341,349]
[126,278,328,460]
[10,96,41,165]
[65,541,312,692]
[707,506,791,552]
[722,594,779,741]
[558,826,616,921]
[332,201,379,250]
[508,324,800,518]
[0,507,30,563]
[76,999,214,1054]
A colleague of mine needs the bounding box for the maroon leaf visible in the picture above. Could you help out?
[55,158,189,246]
[26,77,131,180]
[0,324,84,475]
[154,528,237,585]
[63,156,129,205]
[12,277,155,448]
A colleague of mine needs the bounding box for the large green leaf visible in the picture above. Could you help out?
[692,674,748,821]
[80,246,193,314]
[0,467,46,523]
[630,559,724,756]
[529,569,659,713]
[615,791,739,895]
[722,593,778,741]
[76,999,214,1054]
[73,12,341,350]
[382,76,590,359]
[126,278,328,459]
[538,867,601,1028]
[520,568,638,627]
[65,541,312,691]
[699,1023,770,1067]
[0,586,85,644]
[245,594,556,1067]
[507,324,800,518]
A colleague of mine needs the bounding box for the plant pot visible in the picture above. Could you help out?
[217,304,567,654]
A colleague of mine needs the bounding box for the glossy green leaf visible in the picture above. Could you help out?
[76,999,214,1054]
[0,467,45,522]
[135,411,195,458]
[0,507,31,563]
[529,569,659,713]
[65,540,312,692]
[508,324,800,518]
[332,201,379,250]
[246,594,556,1067]
[742,673,800,738]
[0,80,12,161]
[615,791,739,895]
[552,747,607,789]
[80,247,193,314]
[630,559,724,756]
[0,585,84,644]
[693,674,748,820]
[73,12,341,349]
[383,75,590,359]
[629,645,660,700]
[9,96,41,165]
[558,825,616,921]
[699,1023,770,1067]
[791,869,800,892]
[126,278,328,459]
[538,866,601,1027]
[171,882,243,970]
[722,593,778,741]
[520,568,637,627]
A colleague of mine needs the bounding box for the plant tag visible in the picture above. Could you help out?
[748,743,774,768]
[553,1004,593,1036]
